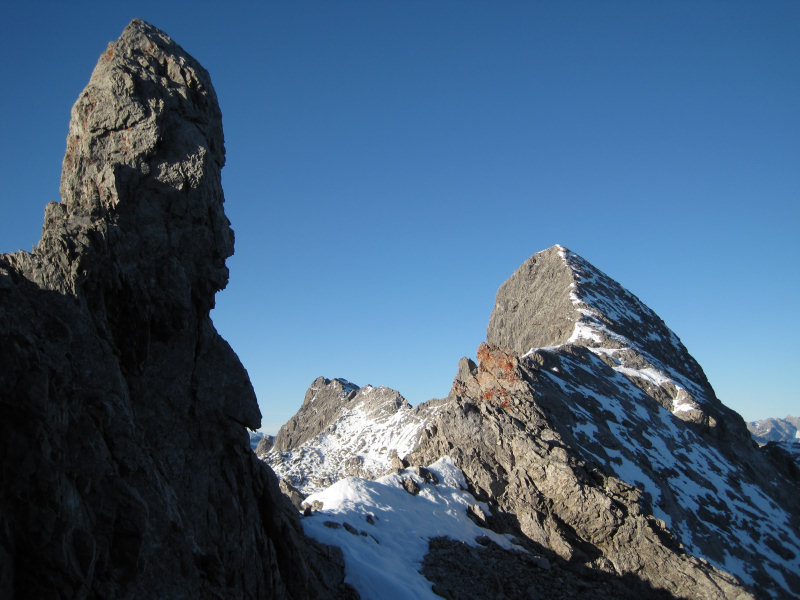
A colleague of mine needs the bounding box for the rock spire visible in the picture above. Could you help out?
[0,19,352,599]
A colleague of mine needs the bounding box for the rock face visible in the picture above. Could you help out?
[488,246,740,433]
[254,433,276,457]
[0,20,351,599]
[486,246,577,351]
[408,345,757,599]
[273,246,800,599]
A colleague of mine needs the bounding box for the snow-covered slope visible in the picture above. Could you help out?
[530,345,798,592]
[560,245,712,418]
[301,457,525,599]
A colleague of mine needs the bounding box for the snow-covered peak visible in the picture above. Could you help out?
[489,245,717,420]
[266,378,433,494]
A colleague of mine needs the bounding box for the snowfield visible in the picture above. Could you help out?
[301,457,525,600]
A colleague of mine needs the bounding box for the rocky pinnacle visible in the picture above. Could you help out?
[0,20,351,599]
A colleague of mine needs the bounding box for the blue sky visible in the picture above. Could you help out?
[1,2,797,431]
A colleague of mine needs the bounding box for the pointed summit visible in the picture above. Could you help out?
[0,21,351,598]
[487,245,726,425]
[487,245,577,352]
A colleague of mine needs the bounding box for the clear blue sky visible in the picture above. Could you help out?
[2,2,797,431]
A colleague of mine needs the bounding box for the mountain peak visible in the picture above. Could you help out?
[487,247,728,425]
[267,245,799,597]
[487,245,577,352]
[269,377,427,494]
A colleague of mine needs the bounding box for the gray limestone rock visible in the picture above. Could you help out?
[279,478,307,512]
[417,466,439,485]
[255,434,276,457]
[402,477,421,496]
[486,245,577,352]
[410,343,760,599]
[488,246,756,451]
[0,19,352,599]
[390,456,406,472]
[273,377,361,452]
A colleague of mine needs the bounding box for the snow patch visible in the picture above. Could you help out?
[302,457,523,600]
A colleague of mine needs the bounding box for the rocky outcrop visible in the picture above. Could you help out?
[408,344,757,599]
[267,377,432,494]
[0,20,352,599]
[255,434,276,457]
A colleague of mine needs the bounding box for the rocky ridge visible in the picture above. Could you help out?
[272,246,799,599]
[489,246,738,430]
[0,20,351,599]
[267,377,437,494]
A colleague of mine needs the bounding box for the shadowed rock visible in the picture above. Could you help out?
[0,19,353,599]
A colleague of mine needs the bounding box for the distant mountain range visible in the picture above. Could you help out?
[266,245,799,599]
[747,416,800,465]
[748,415,800,444]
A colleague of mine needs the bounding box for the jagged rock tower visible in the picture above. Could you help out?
[0,20,351,599]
